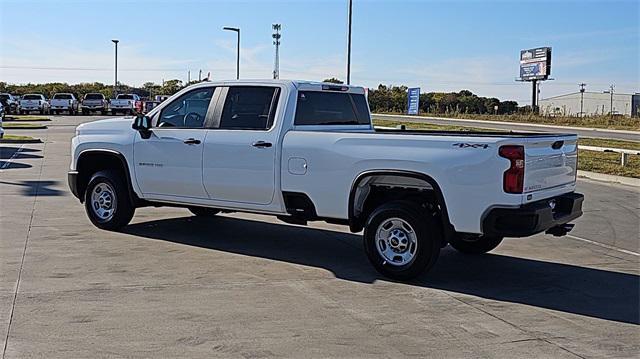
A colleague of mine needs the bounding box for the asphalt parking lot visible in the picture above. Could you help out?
[1,116,639,358]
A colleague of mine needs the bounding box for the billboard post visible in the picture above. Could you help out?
[407,87,420,115]
[518,47,551,114]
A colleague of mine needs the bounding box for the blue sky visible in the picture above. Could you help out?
[1,0,638,103]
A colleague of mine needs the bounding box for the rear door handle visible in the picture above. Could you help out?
[183,138,201,145]
[252,141,272,148]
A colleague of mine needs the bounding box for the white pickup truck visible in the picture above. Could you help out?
[110,94,143,115]
[19,94,50,114]
[68,80,584,279]
[51,93,80,115]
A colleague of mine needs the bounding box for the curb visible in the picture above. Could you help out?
[373,113,640,135]
[3,126,48,130]
[577,170,639,187]
[0,139,42,144]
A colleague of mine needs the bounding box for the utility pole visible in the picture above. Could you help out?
[531,79,537,114]
[111,39,119,97]
[188,70,191,84]
[609,84,615,117]
[198,70,202,82]
[578,83,586,117]
[272,24,281,79]
[346,0,353,85]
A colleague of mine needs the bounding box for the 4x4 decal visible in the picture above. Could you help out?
[452,143,490,149]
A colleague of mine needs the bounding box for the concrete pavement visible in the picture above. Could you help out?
[1,116,639,358]
[374,114,640,141]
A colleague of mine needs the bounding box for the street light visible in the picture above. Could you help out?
[111,39,119,97]
[223,27,240,79]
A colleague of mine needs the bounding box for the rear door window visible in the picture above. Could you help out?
[294,91,370,126]
[218,86,279,130]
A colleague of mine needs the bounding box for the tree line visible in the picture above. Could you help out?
[323,79,520,115]
[0,79,195,99]
[2,79,521,115]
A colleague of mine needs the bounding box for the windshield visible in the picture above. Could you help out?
[117,95,135,100]
[53,94,73,100]
[85,93,104,100]
[23,95,42,100]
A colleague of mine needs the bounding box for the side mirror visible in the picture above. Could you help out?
[132,114,152,139]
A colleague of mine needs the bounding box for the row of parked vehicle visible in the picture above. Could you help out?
[0,93,144,116]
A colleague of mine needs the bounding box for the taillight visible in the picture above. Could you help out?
[499,145,525,194]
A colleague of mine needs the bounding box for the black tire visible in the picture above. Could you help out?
[82,110,88,115]
[363,200,442,280]
[448,234,503,254]
[188,207,220,217]
[40,109,45,115]
[84,170,135,230]
[111,110,117,116]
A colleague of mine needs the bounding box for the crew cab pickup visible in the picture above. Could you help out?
[110,94,143,115]
[19,94,50,114]
[81,93,108,115]
[68,80,584,279]
[51,93,80,115]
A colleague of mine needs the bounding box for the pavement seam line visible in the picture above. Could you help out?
[441,292,586,359]
[1,139,47,359]
[565,234,639,256]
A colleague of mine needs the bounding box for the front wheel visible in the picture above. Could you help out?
[363,201,441,280]
[448,234,503,254]
[84,170,135,230]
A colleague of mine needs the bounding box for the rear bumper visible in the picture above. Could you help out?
[68,171,80,199]
[482,192,584,237]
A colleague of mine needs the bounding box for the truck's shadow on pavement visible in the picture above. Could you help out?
[123,215,640,325]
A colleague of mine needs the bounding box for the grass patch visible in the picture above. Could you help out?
[373,119,640,178]
[579,150,639,178]
[2,122,46,128]
[578,138,640,151]
[1,134,38,141]
[375,112,640,131]
[4,115,51,121]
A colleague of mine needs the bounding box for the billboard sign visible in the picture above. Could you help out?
[407,87,420,115]
[519,47,551,81]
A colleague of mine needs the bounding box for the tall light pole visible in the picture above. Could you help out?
[272,24,281,79]
[578,83,586,117]
[346,0,353,85]
[223,27,240,79]
[111,39,119,97]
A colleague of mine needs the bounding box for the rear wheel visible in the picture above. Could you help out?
[84,170,135,230]
[363,201,441,280]
[111,110,117,116]
[188,207,220,217]
[448,234,503,254]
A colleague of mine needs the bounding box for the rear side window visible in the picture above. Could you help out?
[219,86,279,130]
[294,91,370,126]
[53,94,73,99]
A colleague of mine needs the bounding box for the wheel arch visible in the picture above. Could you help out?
[347,170,454,238]
[74,149,139,206]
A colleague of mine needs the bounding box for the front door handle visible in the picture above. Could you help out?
[252,141,272,148]
[184,138,201,145]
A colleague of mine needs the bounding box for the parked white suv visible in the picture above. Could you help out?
[19,94,50,114]
[69,80,584,279]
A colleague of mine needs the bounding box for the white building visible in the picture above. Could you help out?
[539,92,639,117]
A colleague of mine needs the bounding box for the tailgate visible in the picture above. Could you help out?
[523,135,578,193]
